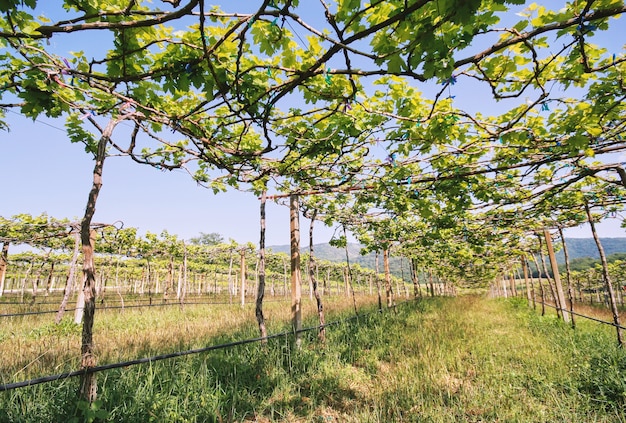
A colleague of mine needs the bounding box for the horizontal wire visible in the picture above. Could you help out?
[0,297,400,392]
[0,298,289,318]
[538,300,626,330]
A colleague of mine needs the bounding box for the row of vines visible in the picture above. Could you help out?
[0,213,425,314]
[0,212,443,314]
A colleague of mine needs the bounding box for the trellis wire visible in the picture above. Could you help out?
[0,297,394,392]
[537,300,626,330]
[0,298,289,318]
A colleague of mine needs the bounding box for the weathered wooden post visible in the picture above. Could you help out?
[290,194,302,347]
[240,248,246,308]
[509,272,516,297]
[256,192,267,339]
[0,242,8,298]
[522,256,532,307]
[383,249,395,310]
[558,227,576,329]
[585,203,622,347]
[308,210,326,342]
[543,229,570,323]
[75,229,96,325]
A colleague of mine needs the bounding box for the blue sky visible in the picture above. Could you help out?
[1,1,624,247]
[1,110,332,246]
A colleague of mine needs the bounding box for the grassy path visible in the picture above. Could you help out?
[330,295,626,422]
[1,295,625,422]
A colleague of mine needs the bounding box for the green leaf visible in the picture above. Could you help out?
[387,54,404,74]
[568,134,589,149]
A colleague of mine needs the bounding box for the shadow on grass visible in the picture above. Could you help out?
[0,301,391,422]
[96,309,389,422]
[6,297,624,422]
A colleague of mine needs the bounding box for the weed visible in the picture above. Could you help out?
[68,400,109,423]
[578,346,626,408]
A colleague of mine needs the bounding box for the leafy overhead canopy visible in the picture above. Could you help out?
[1,0,625,278]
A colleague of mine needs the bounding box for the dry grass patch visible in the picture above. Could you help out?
[0,295,380,384]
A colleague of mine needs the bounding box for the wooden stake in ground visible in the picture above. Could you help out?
[56,229,80,324]
[410,258,422,298]
[342,225,359,316]
[509,272,516,297]
[530,254,546,316]
[383,249,396,311]
[240,248,246,308]
[428,269,435,297]
[179,243,187,308]
[537,235,561,319]
[227,249,234,303]
[585,202,623,347]
[524,257,536,310]
[374,252,383,311]
[0,241,8,298]
[290,195,302,347]
[255,192,267,340]
[522,256,532,307]
[308,209,325,342]
[543,229,570,323]
[558,227,576,329]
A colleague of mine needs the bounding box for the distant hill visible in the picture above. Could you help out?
[554,238,626,263]
[268,238,626,277]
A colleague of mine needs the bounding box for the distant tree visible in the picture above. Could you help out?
[189,232,223,246]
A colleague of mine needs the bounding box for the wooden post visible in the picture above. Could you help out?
[180,243,187,306]
[522,257,532,307]
[227,251,234,303]
[375,252,382,311]
[290,195,302,347]
[240,249,246,308]
[308,209,325,342]
[530,254,545,315]
[585,203,623,346]
[498,275,509,298]
[256,192,267,339]
[383,249,395,310]
[543,229,570,323]
[558,227,576,329]
[0,242,8,298]
[509,272,516,297]
[428,270,435,297]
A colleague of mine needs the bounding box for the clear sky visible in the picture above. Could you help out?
[1,110,335,246]
[1,2,624,248]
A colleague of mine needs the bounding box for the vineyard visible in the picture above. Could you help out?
[0,228,414,311]
[2,222,626,421]
[1,0,626,421]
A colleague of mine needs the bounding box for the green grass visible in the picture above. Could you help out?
[1,295,625,422]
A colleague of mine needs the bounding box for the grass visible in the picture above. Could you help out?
[1,295,626,422]
[0,293,376,381]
